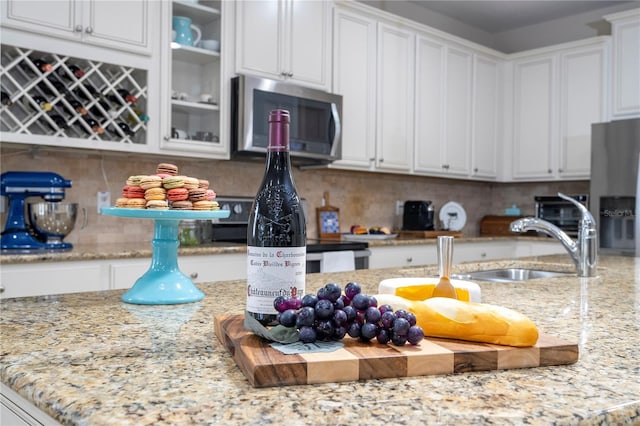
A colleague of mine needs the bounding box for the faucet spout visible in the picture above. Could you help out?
[509,193,597,277]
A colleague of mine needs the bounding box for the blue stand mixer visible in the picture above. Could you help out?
[1,171,75,253]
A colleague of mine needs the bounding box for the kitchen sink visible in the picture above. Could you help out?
[452,268,572,283]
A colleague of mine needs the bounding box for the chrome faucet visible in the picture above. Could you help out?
[510,192,598,277]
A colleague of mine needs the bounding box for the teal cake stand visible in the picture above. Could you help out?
[101,207,230,305]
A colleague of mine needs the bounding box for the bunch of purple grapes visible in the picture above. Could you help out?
[274,281,424,346]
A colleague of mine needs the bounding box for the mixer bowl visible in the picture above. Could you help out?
[28,202,78,243]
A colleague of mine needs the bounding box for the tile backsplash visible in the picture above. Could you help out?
[1,145,589,245]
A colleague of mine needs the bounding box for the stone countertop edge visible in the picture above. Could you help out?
[1,255,639,425]
[0,236,549,264]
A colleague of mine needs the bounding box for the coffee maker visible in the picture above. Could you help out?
[1,171,77,253]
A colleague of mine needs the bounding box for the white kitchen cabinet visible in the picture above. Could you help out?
[1,384,60,426]
[511,54,556,179]
[235,0,331,91]
[0,252,247,299]
[413,35,495,180]
[368,239,566,270]
[158,0,228,158]
[331,5,377,170]
[510,38,608,181]
[331,8,413,173]
[471,54,500,180]
[1,0,153,55]
[109,253,246,289]
[375,21,415,173]
[0,261,109,299]
[558,44,608,178]
[605,8,640,119]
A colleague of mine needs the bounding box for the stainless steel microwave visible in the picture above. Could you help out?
[231,75,342,164]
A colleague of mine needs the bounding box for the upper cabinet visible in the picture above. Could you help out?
[1,0,153,55]
[331,6,413,173]
[158,0,228,159]
[235,0,331,91]
[509,38,609,180]
[375,21,415,173]
[331,6,377,170]
[605,9,640,119]
[471,55,500,179]
[414,37,475,178]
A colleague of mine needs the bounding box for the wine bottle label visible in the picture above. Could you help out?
[246,246,306,315]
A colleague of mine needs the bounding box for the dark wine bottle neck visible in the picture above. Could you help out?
[265,150,292,174]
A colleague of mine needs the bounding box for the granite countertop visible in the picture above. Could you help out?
[0,236,548,264]
[1,255,639,425]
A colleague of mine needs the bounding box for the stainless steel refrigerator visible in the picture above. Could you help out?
[590,118,640,256]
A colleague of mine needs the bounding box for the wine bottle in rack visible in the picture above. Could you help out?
[58,64,85,80]
[47,75,69,94]
[126,109,150,125]
[107,88,137,104]
[48,114,69,130]
[31,58,53,73]
[117,121,135,136]
[246,109,307,326]
[83,116,105,134]
[31,95,53,112]
[1,91,13,107]
[66,96,88,116]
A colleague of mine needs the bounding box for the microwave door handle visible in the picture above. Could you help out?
[330,103,341,151]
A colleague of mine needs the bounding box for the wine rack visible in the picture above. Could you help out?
[0,44,149,145]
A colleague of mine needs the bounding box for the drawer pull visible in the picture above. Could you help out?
[190,272,198,279]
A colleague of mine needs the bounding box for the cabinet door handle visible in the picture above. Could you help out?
[0,285,5,293]
[406,257,413,263]
[85,26,94,34]
[74,25,83,32]
[548,169,552,174]
[190,272,198,279]
[474,167,478,173]
[287,72,293,77]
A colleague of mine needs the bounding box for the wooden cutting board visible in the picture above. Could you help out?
[214,315,578,388]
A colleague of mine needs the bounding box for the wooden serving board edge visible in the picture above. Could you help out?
[214,315,579,388]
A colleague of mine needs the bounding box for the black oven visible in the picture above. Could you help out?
[208,197,370,272]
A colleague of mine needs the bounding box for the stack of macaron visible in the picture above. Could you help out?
[116,163,219,210]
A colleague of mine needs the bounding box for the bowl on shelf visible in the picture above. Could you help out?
[199,39,219,52]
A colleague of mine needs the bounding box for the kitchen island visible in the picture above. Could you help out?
[1,255,638,425]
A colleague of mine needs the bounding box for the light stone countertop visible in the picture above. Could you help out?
[1,255,639,425]
[0,236,548,264]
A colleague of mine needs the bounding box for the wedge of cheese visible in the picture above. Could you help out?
[378,277,481,302]
[374,294,539,347]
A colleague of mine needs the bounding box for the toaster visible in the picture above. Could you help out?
[402,200,435,230]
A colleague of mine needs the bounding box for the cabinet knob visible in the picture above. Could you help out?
[379,158,384,163]
[406,257,413,263]
[85,26,93,34]
[474,167,478,173]
[287,72,293,77]
[74,25,83,32]
[0,285,4,293]
[548,169,552,174]
[190,272,198,279]
[480,252,487,258]
[558,168,563,173]
[369,157,375,162]
[442,164,450,169]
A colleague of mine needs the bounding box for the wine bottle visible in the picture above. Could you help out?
[66,97,88,116]
[49,114,69,130]
[246,109,307,326]
[1,91,12,107]
[31,58,53,73]
[58,65,84,80]
[83,116,104,134]
[113,88,137,104]
[31,95,53,112]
